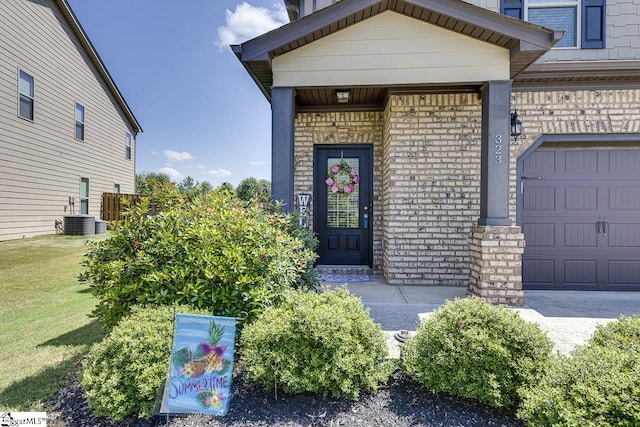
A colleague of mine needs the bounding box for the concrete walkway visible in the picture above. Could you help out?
[325,276,640,357]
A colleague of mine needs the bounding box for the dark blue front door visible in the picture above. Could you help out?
[314,146,372,266]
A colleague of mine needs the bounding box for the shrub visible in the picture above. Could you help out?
[401,297,553,408]
[79,190,317,329]
[589,315,640,352]
[80,305,210,421]
[238,287,391,399]
[518,315,640,426]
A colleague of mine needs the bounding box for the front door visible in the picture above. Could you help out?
[314,146,372,266]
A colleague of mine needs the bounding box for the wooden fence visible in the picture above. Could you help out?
[102,193,141,221]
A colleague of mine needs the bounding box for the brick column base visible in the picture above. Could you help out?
[467,225,525,306]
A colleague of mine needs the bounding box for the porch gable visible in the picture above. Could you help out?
[272,11,510,87]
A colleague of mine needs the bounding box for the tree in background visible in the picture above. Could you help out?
[217,182,235,193]
[177,176,215,199]
[236,177,271,206]
[136,172,173,195]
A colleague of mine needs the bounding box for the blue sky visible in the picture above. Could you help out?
[67,1,290,186]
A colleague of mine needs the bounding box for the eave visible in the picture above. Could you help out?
[55,0,143,134]
[234,0,561,103]
[514,60,640,90]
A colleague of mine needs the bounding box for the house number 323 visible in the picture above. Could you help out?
[494,134,503,165]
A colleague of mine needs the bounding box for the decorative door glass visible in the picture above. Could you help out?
[326,157,359,228]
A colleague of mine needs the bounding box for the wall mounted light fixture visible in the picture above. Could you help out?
[511,111,522,141]
[335,89,351,104]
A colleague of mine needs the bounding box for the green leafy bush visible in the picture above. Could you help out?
[81,305,209,421]
[518,315,640,426]
[589,314,640,352]
[401,297,553,408]
[80,190,317,329]
[238,287,391,399]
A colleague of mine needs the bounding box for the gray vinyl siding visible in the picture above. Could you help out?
[465,0,640,62]
[543,0,640,62]
[0,0,136,240]
[464,0,500,13]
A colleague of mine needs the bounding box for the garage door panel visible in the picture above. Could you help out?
[523,259,555,285]
[609,150,640,173]
[608,224,640,247]
[523,223,555,246]
[523,186,555,210]
[608,261,640,285]
[524,150,555,174]
[564,260,597,284]
[609,187,640,210]
[565,186,598,210]
[565,150,598,174]
[565,223,598,247]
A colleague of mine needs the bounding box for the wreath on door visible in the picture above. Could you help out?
[325,161,360,194]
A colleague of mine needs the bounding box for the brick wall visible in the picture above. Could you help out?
[382,93,483,285]
[294,111,384,272]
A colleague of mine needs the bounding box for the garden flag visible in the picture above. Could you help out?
[160,314,236,415]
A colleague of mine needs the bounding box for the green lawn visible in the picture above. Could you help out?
[0,234,107,411]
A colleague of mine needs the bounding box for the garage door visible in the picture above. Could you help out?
[521,145,640,290]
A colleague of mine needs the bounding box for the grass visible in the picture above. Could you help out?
[0,234,108,411]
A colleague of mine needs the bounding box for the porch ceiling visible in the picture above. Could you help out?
[294,84,481,110]
[233,0,561,104]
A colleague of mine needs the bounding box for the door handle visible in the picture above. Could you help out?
[602,218,608,235]
[596,217,602,234]
[363,213,369,229]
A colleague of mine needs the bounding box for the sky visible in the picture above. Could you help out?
[66,1,290,186]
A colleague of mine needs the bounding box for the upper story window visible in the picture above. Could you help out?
[125,132,132,160]
[527,0,578,48]
[113,183,120,194]
[501,0,605,49]
[75,103,85,141]
[18,70,34,121]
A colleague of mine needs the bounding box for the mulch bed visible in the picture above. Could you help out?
[48,370,524,427]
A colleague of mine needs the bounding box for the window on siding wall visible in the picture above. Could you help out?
[75,103,85,141]
[113,184,120,193]
[501,0,605,49]
[80,178,89,215]
[527,1,578,48]
[18,70,34,120]
[125,132,132,160]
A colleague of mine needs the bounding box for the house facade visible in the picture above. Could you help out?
[0,0,142,241]
[235,0,640,301]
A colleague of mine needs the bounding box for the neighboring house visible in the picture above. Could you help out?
[234,0,640,301]
[0,0,142,241]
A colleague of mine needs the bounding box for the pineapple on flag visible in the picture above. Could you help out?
[160,314,236,415]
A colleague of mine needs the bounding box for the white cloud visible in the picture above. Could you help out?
[208,168,232,179]
[216,2,288,48]
[159,167,184,181]
[163,150,194,162]
[249,160,267,166]
[152,150,160,156]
